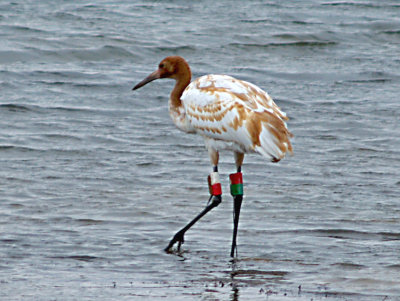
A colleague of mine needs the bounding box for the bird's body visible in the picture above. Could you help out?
[133,56,293,257]
[178,74,292,162]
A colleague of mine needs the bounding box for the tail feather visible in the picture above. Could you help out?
[255,124,293,162]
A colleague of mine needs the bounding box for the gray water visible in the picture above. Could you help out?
[1,1,400,300]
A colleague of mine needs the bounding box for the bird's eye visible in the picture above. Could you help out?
[159,63,164,68]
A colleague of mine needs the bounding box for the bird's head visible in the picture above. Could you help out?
[132,56,191,90]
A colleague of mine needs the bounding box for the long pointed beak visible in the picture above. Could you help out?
[132,70,160,90]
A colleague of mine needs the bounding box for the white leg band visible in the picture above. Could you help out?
[209,172,220,185]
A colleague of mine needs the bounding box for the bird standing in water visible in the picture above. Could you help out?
[133,56,293,257]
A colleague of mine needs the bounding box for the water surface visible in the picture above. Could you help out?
[1,1,400,300]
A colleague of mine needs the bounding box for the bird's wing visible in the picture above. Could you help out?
[181,75,293,161]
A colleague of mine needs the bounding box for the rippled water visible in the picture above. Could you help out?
[1,1,400,300]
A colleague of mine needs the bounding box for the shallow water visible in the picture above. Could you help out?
[1,0,400,300]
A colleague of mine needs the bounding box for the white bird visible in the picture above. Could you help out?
[133,56,293,257]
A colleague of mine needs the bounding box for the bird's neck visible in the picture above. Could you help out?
[169,61,191,111]
[170,80,187,109]
[168,73,192,132]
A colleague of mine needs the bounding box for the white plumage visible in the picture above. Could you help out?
[181,74,292,162]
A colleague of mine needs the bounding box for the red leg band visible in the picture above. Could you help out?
[229,172,243,185]
[208,174,222,196]
[211,183,222,195]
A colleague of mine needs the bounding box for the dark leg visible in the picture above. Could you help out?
[231,194,243,257]
[230,164,244,257]
[164,194,221,253]
[164,167,222,253]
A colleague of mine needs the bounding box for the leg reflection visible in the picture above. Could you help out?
[230,260,240,301]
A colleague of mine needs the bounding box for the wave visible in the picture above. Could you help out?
[43,45,134,60]
[240,18,270,24]
[228,40,336,49]
[1,24,49,34]
[0,104,33,112]
[0,144,96,156]
[281,228,400,241]
[382,30,400,35]
[48,255,100,262]
[322,2,400,8]
[0,145,39,152]
[153,45,197,54]
[345,71,398,84]
[0,45,136,64]
[0,103,121,116]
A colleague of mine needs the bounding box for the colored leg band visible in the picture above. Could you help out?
[229,172,243,196]
[208,172,222,195]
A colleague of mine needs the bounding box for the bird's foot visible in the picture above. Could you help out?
[164,194,222,254]
[164,229,185,253]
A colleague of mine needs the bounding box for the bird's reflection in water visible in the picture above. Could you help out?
[230,284,239,301]
[230,260,240,301]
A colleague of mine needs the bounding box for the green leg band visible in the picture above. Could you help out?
[230,183,243,196]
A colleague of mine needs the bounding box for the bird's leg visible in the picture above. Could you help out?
[230,152,244,257]
[230,169,243,257]
[164,166,222,253]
